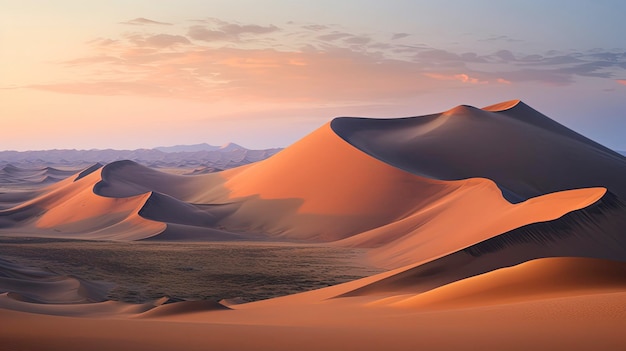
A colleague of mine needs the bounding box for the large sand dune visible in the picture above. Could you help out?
[0,100,625,349]
[331,100,626,202]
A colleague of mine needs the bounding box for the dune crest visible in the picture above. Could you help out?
[481,99,522,111]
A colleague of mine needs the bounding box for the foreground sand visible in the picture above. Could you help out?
[2,258,625,351]
[2,295,625,351]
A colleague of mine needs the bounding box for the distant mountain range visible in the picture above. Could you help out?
[0,143,282,173]
[154,142,246,153]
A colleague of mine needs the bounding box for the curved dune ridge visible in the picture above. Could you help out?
[0,165,166,240]
[0,100,625,350]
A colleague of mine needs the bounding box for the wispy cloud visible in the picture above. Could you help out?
[317,32,352,42]
[344,36,371,45]
[120,18,172,26]
[188,23,279,42]
[424,73,490,84]
[479,35,523,43]
[302,24,329,31]
[127,33,191,48]
[23,18,626,105]
[391,33,410,40]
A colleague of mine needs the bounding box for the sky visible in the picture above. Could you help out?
[2,0,626,151]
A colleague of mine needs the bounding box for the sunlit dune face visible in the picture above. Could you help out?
[481,99,522,111]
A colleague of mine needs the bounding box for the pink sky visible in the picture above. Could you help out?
[2,1,626,151]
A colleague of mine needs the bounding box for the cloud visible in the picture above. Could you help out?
[221,23,280,35]
[424,73,488,84]
[87,38,118,46]
[479,35,523,43]
[459,52,486,63]
[317,32,352,41]
[492,50,516,62]
[120,18,172,26]
[31,45,447,103]
[494,69,574,86]
[188,26,230,41]
[391,33,410,40]
[523,54,582,66]
[416,49,462,62]
[302,24,329,31]
[568,62,615,78]
[28,81,171,96]
[344,36,371,45]
[188,23,279,42]
[29,18,626,103]
[129,34,191,48]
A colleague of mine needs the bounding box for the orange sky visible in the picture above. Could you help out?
[1,1,626,151]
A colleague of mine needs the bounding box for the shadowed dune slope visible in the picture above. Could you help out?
[332,190,626,298]
[388,257,626,309]
[0,257,111,304]
[331,100,626,202]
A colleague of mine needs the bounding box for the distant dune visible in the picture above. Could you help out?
[0,143,281,172]
[154,142,247,153]
[0,164,77,188]
[1,99,625,350]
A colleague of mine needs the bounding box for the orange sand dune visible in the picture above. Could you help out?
[388,257,626,309]
[0,165,165,240]
[339,186,606,268]
[331,100,626,202]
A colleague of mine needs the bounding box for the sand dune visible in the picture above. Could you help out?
[0,257,110,305]
[388,257,626,309]
[0,100,625,350]
[332,100,626,202]
[0,164,78,184]
[0,165,165,240]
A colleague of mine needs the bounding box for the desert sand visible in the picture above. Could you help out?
[1,100,625,350]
